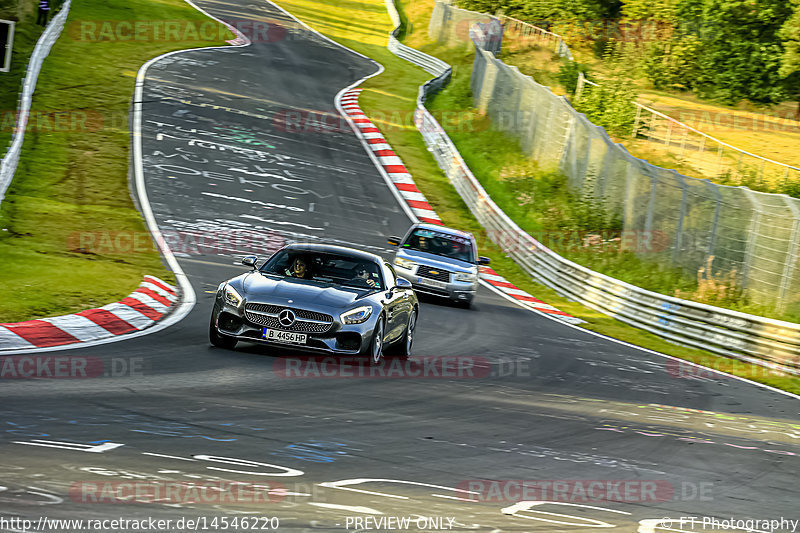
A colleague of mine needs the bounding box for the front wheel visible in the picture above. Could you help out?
[209,314,237,350]
[362,316,385,366]
[392,309,417,359]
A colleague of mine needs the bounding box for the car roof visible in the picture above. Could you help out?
[411,223,475,240]
[281,242,383,263]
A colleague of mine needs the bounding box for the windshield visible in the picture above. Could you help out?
[260,250,385,291]
[402,229,475,263]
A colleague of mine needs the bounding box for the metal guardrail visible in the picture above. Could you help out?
[385,0,450,78]
[0,0,72,207]
[383,0,800,374]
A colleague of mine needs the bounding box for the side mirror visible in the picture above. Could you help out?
[478,256,491,265]
[387,236,401,247]
[242,255,258,269]
[396,277,413,289]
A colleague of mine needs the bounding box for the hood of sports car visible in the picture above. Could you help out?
[236,272,371,311]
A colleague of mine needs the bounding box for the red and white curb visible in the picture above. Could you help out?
[0,276,178,351]
[480,267,583,324]
[339,89,583,325]
[340,89,442,226]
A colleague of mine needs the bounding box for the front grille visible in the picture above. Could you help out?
[244,303,334,334]
[416,265,451,282]
[246,303,332,322]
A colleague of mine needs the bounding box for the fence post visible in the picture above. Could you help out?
[632,104,642,138]
[778,196,800,312]
[740,188,763,292]
[716,145,726,178]
[644,172,659,237]
[665,121,673,147]
[672,176,688,264]
[476,51,499,113]
[736,151,744,181]
[623,159,640,234]
[574,72,585,102]
[678,129,688,160]
[704,179,722,259]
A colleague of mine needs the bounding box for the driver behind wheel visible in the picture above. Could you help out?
[354,264,379,289]
[287,256,311,279]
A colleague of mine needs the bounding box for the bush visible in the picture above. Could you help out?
[642,36,702,91]
[574,74,638,138]
[557,60,590,95]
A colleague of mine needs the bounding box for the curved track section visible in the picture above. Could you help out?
[0,1,798,531]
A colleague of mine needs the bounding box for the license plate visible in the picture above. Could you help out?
[262,328,307,344]
[417,277,448,290]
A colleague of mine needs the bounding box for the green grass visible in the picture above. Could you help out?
[0,0,47,151]
[0,0,232,322]
[269,0,800,394]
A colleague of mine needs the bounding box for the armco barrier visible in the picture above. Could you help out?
[0,0,72,206]
[383,0,800,374]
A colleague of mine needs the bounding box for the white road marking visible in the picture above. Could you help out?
[308,503,383,514]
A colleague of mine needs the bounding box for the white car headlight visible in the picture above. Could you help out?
[394,257,416,270]
[340,306,373,325]
[455,272,478,283]
[223,284,243,307]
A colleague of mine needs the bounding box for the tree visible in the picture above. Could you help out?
[457,0,622,21]
[684,0,793,104]
[779,0,800,115]
[621,0,678,22]
[779,0,800,76]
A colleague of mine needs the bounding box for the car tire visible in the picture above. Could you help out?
[393,309,417,359]
[209,314,237,350]
[362,316,385,366]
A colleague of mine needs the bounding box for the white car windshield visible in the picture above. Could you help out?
[402,229,475,263]
[261,250,385,290]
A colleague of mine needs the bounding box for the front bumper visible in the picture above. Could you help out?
[212,300,379,354]
[393,264,477,302]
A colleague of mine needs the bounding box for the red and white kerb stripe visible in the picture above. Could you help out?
[0,276,177,351]
[480,267,583,324]
[339,89,582,324]
[340,89,442,225]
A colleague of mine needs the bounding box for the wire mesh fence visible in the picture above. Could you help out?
[430,1,800,313]
[576,76,800,189]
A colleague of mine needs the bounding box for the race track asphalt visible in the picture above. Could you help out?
[0,1,798,531]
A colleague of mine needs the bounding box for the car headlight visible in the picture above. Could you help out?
[223,284,243,307]
[455,272,478,283]
[394,257,416,270]
[340,306,373,325]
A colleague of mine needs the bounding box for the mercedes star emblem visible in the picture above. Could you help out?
[279,309,296,327]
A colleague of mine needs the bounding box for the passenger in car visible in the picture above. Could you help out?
[353,264,379,289]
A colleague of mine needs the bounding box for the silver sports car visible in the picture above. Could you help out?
[209,243,419,364]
